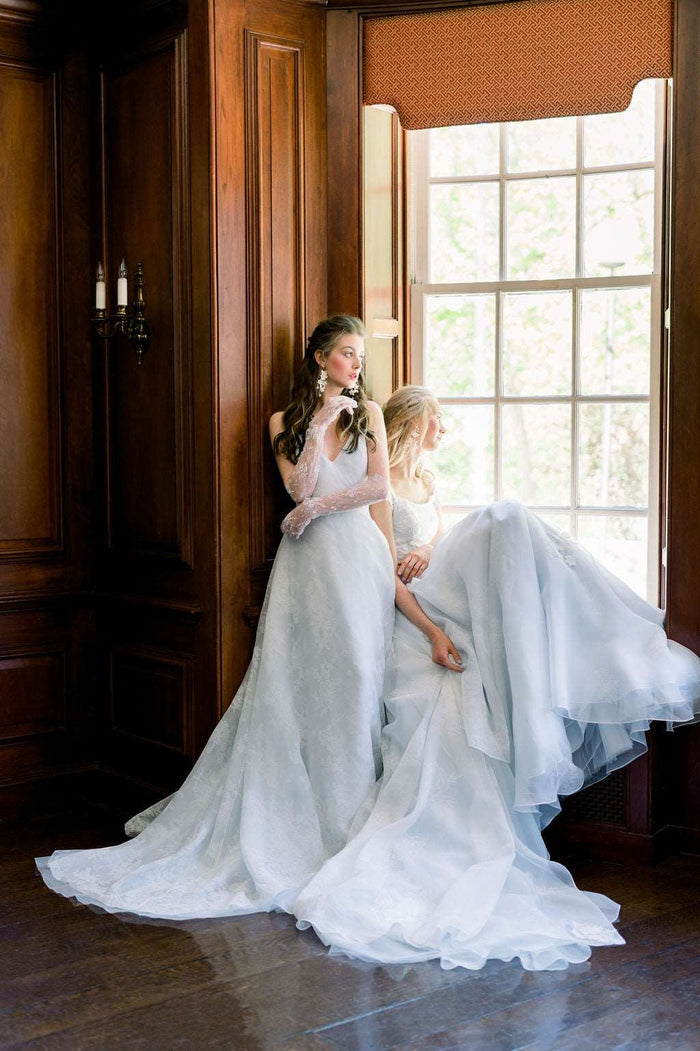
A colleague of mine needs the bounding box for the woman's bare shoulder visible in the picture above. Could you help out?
[268,410,285,440]
[366,400,384,423]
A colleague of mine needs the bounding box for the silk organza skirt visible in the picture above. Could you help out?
[294,501,700,971]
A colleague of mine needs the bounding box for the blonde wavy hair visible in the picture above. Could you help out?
[383,385,441,484]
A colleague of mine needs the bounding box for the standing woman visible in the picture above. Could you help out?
[33,317,450,921]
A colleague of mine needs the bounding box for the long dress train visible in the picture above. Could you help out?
[294,497,700,970]
[34,436,396,920]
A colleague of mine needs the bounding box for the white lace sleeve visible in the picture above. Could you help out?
[281,473,390,538]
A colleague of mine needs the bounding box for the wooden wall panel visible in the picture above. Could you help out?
[93,1,218,787]
[0,7,97,790]
[109,644,192,755]
[0,62,62,555]
[664,0,700,847]
[245,30,306,573]
[102,33,194,567]
[0,649,66,741]
[215,0,327,705]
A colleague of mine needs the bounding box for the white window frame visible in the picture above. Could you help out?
[408,80,668,604]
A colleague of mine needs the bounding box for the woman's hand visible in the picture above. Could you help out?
[398,544,433,583]
[309,395,356,435]
[429,628,463,672]
[281,500,317,539]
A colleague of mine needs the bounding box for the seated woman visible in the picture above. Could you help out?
[293,384,700,972]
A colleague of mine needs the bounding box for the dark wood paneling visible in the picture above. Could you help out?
[0,649,66,740]
[215,0,327,705]
[327,7,362,316]
[109,644,192,754]
[245,29,306,573]
[102,32,194,567]
[0,7,98,790]
[0,61,63,556]
[664,0,700,841]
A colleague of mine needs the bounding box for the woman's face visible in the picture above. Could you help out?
[318,334,365,391]
[421,405,446,452]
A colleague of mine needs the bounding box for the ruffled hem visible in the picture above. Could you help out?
[34,853,299,921]
[296,894,625,972]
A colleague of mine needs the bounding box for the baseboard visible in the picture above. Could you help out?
[544,819,686,865]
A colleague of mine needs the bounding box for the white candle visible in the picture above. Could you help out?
[95,262,106,310]
[117,258,128,306]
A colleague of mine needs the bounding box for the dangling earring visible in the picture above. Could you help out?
[406,426,421,453]
[317,367,327,395]
[347,374,360,396]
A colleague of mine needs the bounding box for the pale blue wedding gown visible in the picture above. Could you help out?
[35,436,396,919]
[294,494,700,971]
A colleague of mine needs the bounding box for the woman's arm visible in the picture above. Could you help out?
[397,486,445,583]
[268,396,357,501]
[366,415,460,672]
[280,402,392,538]
[394,576,462,671]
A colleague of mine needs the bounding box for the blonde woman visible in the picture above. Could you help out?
[295,383,700,972]
[384,385,446,584]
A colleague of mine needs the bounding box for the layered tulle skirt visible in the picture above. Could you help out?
[294,502,700,970]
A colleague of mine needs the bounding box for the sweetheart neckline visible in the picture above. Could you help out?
[391,490,436,507]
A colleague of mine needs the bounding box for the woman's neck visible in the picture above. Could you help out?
[391,458,420,482]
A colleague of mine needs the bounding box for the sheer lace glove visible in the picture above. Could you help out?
[281,472,390,539]
[285,395,357,503]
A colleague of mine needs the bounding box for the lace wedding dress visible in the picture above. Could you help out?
[294,494,700,971]
[35,435,396,920]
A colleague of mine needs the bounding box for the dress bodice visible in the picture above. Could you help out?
[390,488,440,559]
[311,434,369,503]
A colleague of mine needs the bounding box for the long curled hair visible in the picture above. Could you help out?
[273,315,376,463]
[383,385,441,485]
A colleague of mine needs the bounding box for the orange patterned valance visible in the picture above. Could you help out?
[363,0,673,130]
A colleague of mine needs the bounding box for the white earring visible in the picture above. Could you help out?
[317,368,327,395]
[406,426,421,452]
[347,375,360,396]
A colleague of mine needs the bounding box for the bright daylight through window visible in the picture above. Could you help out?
[409,79,667,602]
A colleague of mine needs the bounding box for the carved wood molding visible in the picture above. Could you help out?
[0,645,67,741]
[96,591,202,622]
[108,641,194,755]
[244,29,306,574]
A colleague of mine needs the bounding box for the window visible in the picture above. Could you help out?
[409,79,667,602]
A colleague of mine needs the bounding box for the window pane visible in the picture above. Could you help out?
[584,79,656,168]
[506,177,576,279]
[502,291,572,395]
[578,403,649,507]
[576,515,648,598]
[430,123,499,177]
[425,295,495,396]
[534,511,574,535]
[583,170,654,277]
[430,183,499,282]
[580,288,651,395]
[501,403,571,505]
[432,405,494,505]
[506,115,576,173]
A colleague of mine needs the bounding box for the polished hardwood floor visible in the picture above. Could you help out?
[2,777,700,1051]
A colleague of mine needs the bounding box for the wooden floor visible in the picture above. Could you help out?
[3,788,700,1051]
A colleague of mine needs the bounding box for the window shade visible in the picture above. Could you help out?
[363,0,673,130]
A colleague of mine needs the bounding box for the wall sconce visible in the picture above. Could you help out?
[91,258,151,365]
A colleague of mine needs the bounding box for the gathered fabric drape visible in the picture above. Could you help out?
[363,0,673,129]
